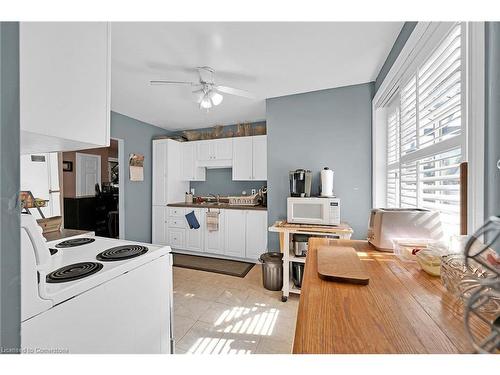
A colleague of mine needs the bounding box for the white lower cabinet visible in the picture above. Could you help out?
[152,206,167,245]
[245,211,268,260]
[224,210,247,258]
[185,208,204,252]
[204,209,225,255]
[168,229,185,249]
[153,206,267,260]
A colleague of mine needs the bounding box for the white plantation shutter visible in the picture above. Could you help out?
[385,23,465,238]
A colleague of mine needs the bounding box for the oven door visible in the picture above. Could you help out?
[287,199,328,225]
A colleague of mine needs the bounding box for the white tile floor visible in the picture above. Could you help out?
[172,265,299,354]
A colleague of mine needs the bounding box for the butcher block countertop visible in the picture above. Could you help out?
[293,238,489,354]
[167,202,267,211]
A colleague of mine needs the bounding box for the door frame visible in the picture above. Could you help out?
[75,152,101,197]
[111,137,125,240]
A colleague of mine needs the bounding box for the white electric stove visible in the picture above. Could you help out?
[20,214,174,354]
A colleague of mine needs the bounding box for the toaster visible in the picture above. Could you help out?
[367,208,444,252]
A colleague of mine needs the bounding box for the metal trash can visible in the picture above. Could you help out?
[259,252,283,291]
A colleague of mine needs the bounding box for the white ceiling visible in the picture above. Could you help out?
[111,22,403,131]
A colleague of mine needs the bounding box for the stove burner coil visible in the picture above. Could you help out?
[55,237,96,248]
[46,262,103,283]
[96,245,148,261]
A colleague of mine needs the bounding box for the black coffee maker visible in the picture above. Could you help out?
[289,169,312,197]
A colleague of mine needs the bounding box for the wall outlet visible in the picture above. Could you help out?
[251,189,256,195]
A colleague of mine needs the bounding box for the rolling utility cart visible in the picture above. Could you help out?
[268,221,353,302]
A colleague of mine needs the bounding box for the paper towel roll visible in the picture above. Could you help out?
[320,167,334,197]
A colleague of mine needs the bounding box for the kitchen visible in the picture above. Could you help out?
[0,10,499,368]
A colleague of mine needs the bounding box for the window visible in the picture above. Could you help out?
[384,23,465,239]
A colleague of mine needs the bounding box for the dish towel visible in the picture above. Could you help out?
[206,210,219,232]
[185,210,200,229]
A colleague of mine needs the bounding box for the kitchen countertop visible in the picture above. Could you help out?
[293,238,489,354]
[167,202,267,211]
[43,228,94,242]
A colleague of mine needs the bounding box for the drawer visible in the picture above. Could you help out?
[168,229,185,248]
[168,217,186,229]
[168,207,185,217]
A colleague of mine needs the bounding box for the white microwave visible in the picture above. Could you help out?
[287,197,340,226]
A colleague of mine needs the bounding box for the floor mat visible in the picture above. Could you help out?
[172,253,255,278]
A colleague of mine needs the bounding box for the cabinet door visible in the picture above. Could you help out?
[20,22,110,151]
[152,141,168,206]
[224,210,246,258]
[245,211,268,260]
[204,209,225,254]
[213,139,233,160]
[252,136,267,180]
[196,141,211,161]
[232,137,253,181]
[185,208,204,252]
[168,229,185,249]
[180,143,195,180]
[152,206,168,245]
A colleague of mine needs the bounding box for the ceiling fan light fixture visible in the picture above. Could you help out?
[192,88,205,103]
[199,94,212,109]
[208,90,223,106]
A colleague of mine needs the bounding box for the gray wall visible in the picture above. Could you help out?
[266,82,374,249]
[190,168,266,197]
[485,22,500,222]
[110,112,170,243]
[0,22,21,352]
[374,22,417,94]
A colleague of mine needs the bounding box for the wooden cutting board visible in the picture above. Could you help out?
[317,246,369,285]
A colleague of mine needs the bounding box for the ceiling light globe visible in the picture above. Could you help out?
[200,95,212,109]
[209,91,223,106]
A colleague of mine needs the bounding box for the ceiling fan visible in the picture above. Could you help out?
[150,66,255,110]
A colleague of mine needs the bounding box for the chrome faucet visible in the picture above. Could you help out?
[208,193,220,204]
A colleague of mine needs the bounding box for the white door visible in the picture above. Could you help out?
[196,141,211,161]
[224,210,246,258]
[76,153,101,197]
[232,137,253,181]
[245,210,268,260]
[204,209,225,254]
[185,208,204,252]
[213,139,233,160]
[152,141,167,205]
[252,136,267,180]
[152,206,167,245]
[20,153,61,219]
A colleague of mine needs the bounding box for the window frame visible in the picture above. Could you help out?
[372,22,485,234]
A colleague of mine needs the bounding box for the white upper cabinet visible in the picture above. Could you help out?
[232,137,253,180]
[212,139,233,160]
[152,139,188,206]
[224,210,246,258]
[20,22,111,154]
[233,136,267,181]
[152,141,168,206]
[196,141,211,162]
[181,142,205,181]
[245,210,268,260]
[252,135,267,180]
[195,139,233,167]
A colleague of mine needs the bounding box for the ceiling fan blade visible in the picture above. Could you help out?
[215,85,255,99]
[150,80,198,86]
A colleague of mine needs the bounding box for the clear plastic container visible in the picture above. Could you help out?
[416,248,443,276]
[392,238,435,262]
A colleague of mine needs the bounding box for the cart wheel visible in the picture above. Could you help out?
[281,296,288,302]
